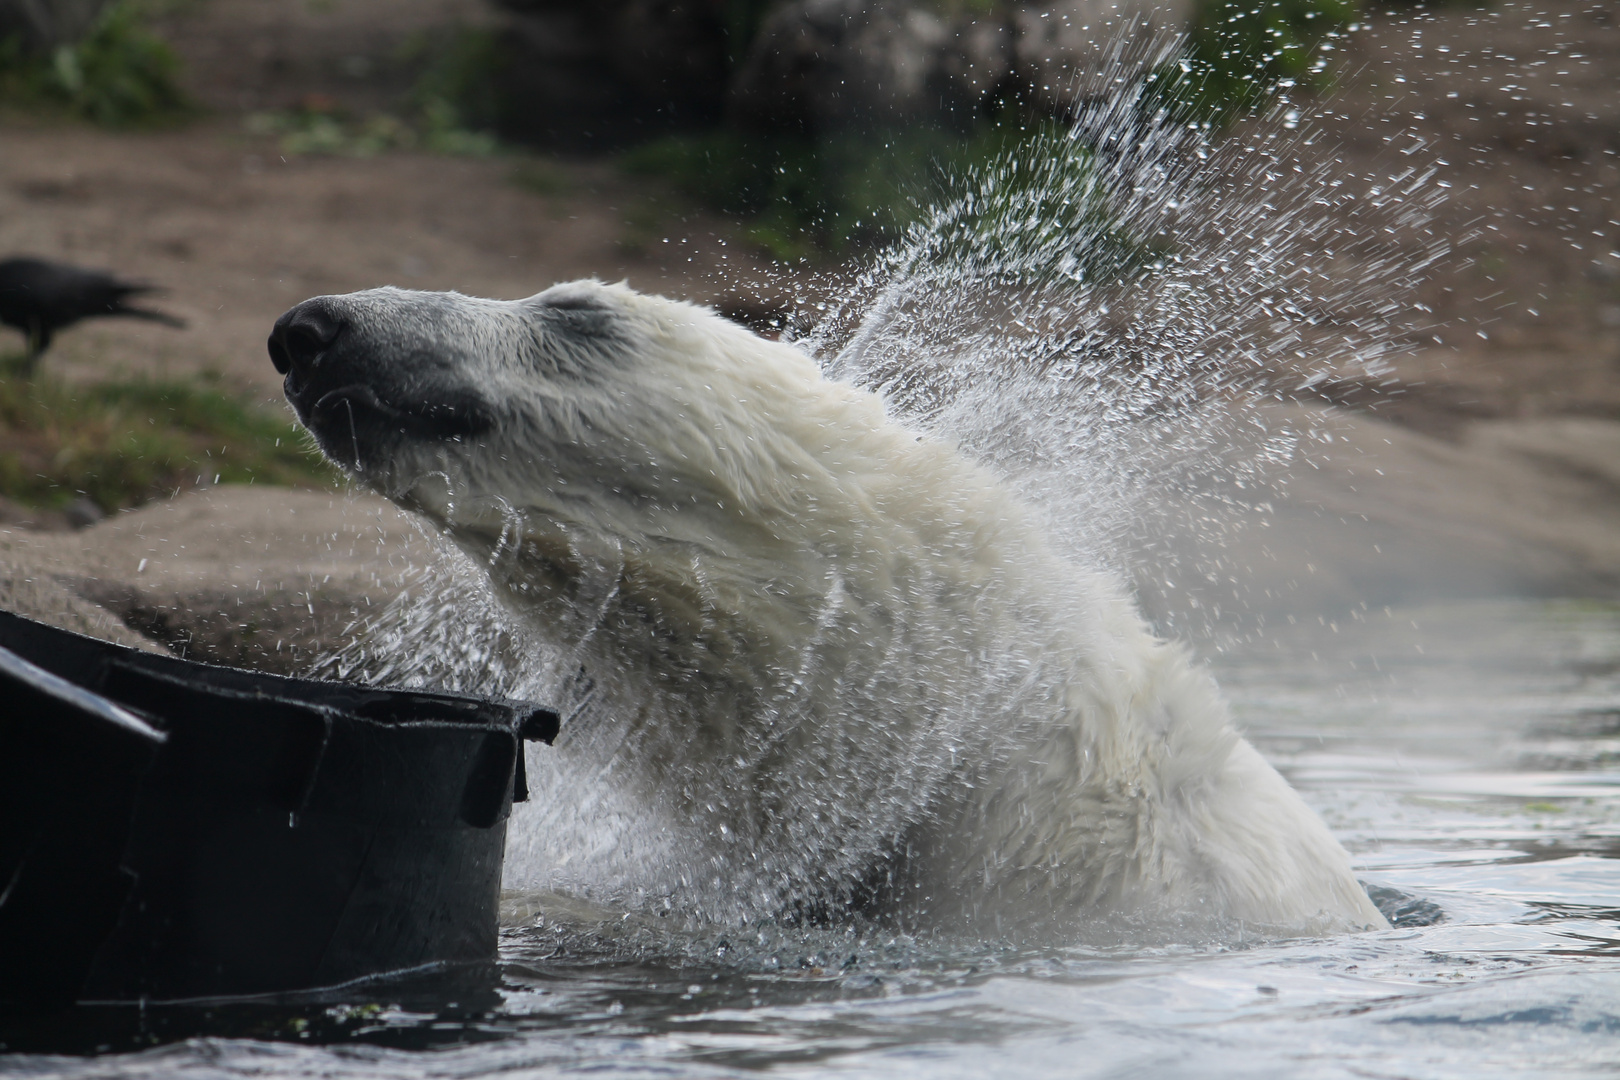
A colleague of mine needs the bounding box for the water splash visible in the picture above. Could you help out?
[799,34,1450,639]
[316,536,548,699]
[315,28,1452,929]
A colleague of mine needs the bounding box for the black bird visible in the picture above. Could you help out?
[0,256,186,375]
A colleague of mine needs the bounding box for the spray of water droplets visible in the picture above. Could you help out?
[796,32,1450,638]
[313,27,1452,930]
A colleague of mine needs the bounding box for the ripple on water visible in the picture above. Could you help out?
[4,602,1618,1079]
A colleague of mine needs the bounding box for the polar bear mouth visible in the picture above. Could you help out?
[295,381,494,471]
[271,295,495,469]
[309,383,492,441]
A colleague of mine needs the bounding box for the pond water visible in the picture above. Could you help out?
[5,598,1617,1079]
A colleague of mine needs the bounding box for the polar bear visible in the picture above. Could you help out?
[270,279,1387,939]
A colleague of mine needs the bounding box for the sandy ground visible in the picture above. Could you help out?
[0,122,779,396]
[0,0,785,394]
[1,0,1618,666]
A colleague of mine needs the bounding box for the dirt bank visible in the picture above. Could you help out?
[0,119,779,396]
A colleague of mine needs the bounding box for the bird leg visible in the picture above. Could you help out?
[18,320,50,379]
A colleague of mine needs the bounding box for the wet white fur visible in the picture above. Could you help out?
[333,279,1388,937]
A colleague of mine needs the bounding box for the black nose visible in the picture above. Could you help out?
[268,300,347,377]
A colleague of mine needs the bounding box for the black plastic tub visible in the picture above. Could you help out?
[0,610,558,1011]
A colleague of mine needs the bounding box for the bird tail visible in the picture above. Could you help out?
[113,305,187,329]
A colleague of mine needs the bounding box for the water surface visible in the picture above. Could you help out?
[5,598,1617,1078]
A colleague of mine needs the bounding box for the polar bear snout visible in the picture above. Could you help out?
[268,298,346,379]
[270,297,362,428]
[271,293,496,473]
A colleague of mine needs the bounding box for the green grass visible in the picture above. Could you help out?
[243,100,484,159]
[242,105,499,159]
[0,370,338,513]
[0,0,188,127]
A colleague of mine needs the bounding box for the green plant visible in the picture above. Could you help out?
[246,98,420,157]
[1144,0,1359,126]
[417,95,497,156]
[0,371,338,513]
[901,124,1158,289]
[402,25,502,146]
[245,94,495,159]
[622,122,1055,261]
[0,0,187,127]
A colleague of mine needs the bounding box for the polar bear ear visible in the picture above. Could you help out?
[532,280,615,312]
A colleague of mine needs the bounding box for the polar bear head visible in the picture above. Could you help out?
[268,279,868,545]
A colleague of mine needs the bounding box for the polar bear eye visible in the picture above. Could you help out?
[535,283,612,313]
[542,293,607,312]
[533,299,627,366]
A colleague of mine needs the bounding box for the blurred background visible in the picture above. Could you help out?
[4,8,1619,1071]
[0,0,1615,666]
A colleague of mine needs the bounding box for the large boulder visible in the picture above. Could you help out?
[728,0,1195,133]
[1011,0,1196,115]
[728,0,1010,131]
[489,0,730,148]
[0,486,425,675]
[483,0,1196,146]
[0,0,113,53]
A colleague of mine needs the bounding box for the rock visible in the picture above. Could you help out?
[0,486,428,675]
[607,0,730,120]
[4,416,1617,680]
[0,0,114,54]
[1135,407,1620,635]
[494,7,644,148]
[62,496,104,530]
[490,0,728,148]
[730,0,1011,132]
[0,553,160,653]
[1011,0,1195,115]
[487,0,1195,145]
[728,0,1193,134]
